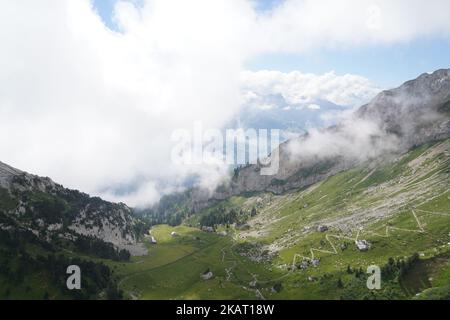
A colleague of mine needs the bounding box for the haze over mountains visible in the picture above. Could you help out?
[147,69,450,217]
[234,70,381,138]
[234,95,348,138]
[227,70,450,191]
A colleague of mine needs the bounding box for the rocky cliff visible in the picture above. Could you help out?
[0,161,147,256]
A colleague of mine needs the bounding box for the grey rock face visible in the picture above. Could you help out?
[357,69,450,149]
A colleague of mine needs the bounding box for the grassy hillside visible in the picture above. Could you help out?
[1,139,448,300]
[109,139,449,300]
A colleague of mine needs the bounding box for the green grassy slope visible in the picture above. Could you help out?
[1,139,448,300]
[110,139,449,300]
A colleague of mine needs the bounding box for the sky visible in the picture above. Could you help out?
[247,38,450,88]
[92,0,282,29]
[93,0,450,88]
[1,0,450,207]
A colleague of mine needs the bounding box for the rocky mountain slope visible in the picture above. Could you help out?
[146,69,450,221]
[357,69,450,147]
[0,161,147,256]
[227,69,450,195]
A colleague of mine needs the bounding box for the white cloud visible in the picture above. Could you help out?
[255,0,450,52]
[307,104,321,110]
[258,104,275,110]
[240,70,380,107]
[0,0,244,206]
[0,0,449,206]
[287,115,401,166]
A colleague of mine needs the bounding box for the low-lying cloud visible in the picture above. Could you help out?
[288,116,400,164]
[286,70,450,167]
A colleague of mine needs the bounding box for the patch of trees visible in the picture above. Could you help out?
[340,253,421,300]
[438,99,450,114]
[74,236,131,262]
[0,225,130,263]
[381,253,420,281]
[132,218,151,240]
[0,228,54,252]
[16,191,72,226]
[37,254,122,300]
[343,253,420,283]
[31,196,67,224]
[0,187,17,211]
[200,206,254,228]
[167,213,184,226]
[0,231,123,300]
[143,211,185,227]
[138,190,193,227]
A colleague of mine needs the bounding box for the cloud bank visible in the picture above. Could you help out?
[240,70,380,107]
[1,0,450,206]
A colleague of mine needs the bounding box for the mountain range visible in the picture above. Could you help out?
[145,69,450,219]
[0,69,449,300]
[232,94,349,137]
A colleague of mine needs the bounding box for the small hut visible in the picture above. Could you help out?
[355,240,370,251]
